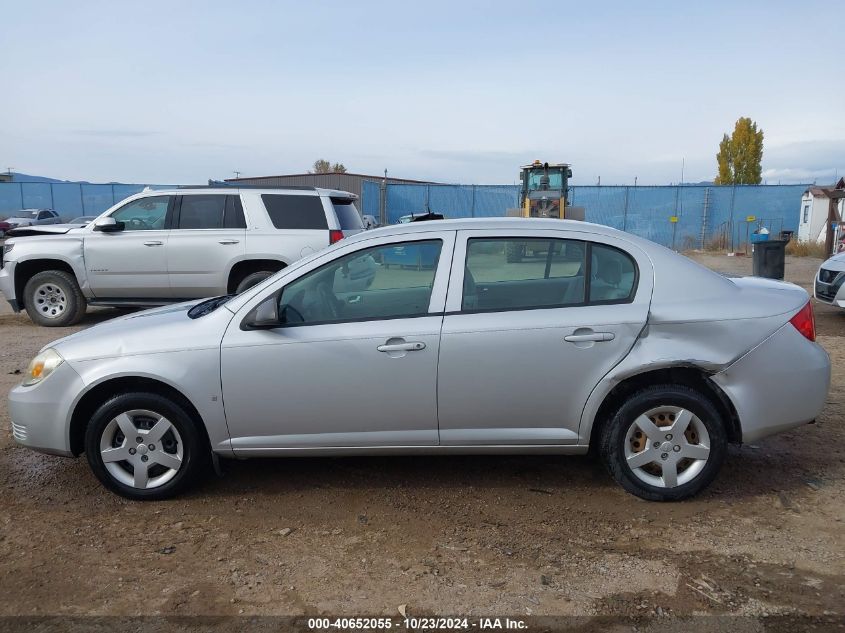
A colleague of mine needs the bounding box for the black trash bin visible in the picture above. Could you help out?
[752,239,787,279]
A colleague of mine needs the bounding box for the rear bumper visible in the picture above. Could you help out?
[713,323,830,443]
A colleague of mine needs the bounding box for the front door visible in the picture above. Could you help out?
[220,233,455,452]
[83,195,173,298]
[436,230,651,445]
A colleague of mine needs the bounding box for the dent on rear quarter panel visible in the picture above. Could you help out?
[577,243,808,445]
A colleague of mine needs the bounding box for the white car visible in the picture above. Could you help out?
[814,253,845,306]
[0,187,364,326]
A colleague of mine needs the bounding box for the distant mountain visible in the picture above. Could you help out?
[6,172,69,183]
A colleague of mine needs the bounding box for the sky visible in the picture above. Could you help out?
[1,0,843,186]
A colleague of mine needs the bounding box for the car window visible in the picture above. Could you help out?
[589,243,637,303]
[223,195,247,229]
[463,238,586,311]
[37,211,51,220]
[177,195,226,229]
[261,194,328,230]
[110,196,171,231]
[275,240,443,325]
[331,197,364,230]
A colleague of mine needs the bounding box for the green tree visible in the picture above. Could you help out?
[715,117,764,184]
[310,159,347,174]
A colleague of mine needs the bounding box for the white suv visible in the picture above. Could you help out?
[0,186,363,326]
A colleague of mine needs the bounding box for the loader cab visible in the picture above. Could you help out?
[519,161,572,219]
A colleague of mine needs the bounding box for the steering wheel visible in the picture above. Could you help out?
[127,217,150,229]
[317,282,340,320]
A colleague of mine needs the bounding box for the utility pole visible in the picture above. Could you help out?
[232,170,241,179]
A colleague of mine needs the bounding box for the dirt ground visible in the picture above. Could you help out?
[0,252,843,627]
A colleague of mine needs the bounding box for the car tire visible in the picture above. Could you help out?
[234,271,274,294]
[23,270,87,327]
[84,392,208,500]
[600,384,727,501]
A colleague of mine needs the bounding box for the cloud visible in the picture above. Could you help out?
[71,129,158,138]
[762,139,845,183]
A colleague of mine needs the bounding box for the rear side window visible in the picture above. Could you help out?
[589,243,637,303]
[332,197,363,230]
[463,238,586,311]
[178,195,226,229]
[176,195,245,229]
[262,194,328,230]
[461,238,638,312]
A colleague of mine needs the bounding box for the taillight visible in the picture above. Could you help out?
[329,230,344,244]
[789,301,816,342]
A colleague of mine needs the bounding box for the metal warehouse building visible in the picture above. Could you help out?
[224,171,432,207]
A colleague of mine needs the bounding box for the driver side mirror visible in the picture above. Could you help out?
[93,217,125,232]
[243,295,281,330]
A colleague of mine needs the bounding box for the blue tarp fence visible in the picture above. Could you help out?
[1,179,808,250]
[0,182,175,220]
[361,180,808,249]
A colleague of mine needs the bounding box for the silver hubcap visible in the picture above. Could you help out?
[99,409,183,489]
[624,406,711,489]
[33,283,67,319]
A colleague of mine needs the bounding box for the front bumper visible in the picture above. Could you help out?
[8,361,85,456]
[0,260,19,312]
[814,266,845,306]
[713,323,830,443]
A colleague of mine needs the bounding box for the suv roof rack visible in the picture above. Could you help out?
[172,181,318,191]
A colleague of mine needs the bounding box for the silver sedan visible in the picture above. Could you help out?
[8,218,830,501]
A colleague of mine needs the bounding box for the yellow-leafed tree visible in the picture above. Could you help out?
[715,117,764,185]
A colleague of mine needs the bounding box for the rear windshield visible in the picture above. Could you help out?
[261,194,328,230]
[331,198,363,230]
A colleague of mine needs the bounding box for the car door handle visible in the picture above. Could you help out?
[143,241,163,246]
[377,341,426,353]
[564,332,615,343]
[218,239,240,245]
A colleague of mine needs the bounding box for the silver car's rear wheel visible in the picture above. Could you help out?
[99,409,184,490]
[85,392,207,500]
[600,384,727,501]
[623,406,711,489]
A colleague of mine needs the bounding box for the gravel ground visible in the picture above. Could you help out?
[0,253,843,625]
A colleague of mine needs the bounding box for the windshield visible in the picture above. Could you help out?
[527,171,563,190]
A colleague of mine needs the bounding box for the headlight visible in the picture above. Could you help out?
[2,243,14,256]
[23,348,64,386]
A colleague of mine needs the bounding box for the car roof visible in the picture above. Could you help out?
[349,217,640,242]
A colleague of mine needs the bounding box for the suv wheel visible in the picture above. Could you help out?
[23,270,87,327]
[600,384,727,501]
[234,271,274,294]
[85,392,207,500]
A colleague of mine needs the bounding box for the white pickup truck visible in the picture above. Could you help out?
[0,186,364,326]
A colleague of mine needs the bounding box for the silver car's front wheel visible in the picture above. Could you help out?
[99,409,184,490]
[85,392,206,500]
[601,384,727,501]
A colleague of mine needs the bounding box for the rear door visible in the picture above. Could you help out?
[436,228,652,445]
[84,195,174,298]
[166,194,246,298]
